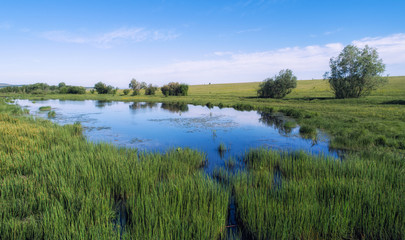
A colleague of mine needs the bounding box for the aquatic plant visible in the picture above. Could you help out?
[48,110,56,118]
[39,106,51,111]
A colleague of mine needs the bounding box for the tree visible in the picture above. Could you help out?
[129,79,142,95]
[161,82,189,96]
[324,45,386,99]
[94,82,113,94]
[58,82,66,88]
[257,69,297,98]
[144,84,158,95]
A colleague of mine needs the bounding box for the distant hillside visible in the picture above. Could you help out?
[0,83,23,88]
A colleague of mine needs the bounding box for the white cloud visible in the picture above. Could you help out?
[352,33,405,65]
[133,33,405,84]
[42,27,179,48]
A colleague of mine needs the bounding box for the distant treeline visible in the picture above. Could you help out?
[0,82,86,94]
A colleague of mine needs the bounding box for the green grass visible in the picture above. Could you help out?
[0,99,229,239]
[233,148,404,240]
[38,106,51,111]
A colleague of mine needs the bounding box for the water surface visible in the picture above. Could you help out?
[16,99,338,172]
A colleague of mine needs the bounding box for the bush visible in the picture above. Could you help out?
[324,45,387,99]
[161,82,189,96]
[257,69,297,98]
[59,86,86,94]
[144,84,158,95]
[94,82,114,94]
[123,89,130,95]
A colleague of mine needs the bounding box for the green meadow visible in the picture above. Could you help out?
[1,76,404,239]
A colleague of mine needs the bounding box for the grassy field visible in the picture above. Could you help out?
[1,76,405,239]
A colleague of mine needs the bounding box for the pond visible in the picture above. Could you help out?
[16,99,339,172]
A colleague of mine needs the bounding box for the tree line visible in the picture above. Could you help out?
[0,82,86,94]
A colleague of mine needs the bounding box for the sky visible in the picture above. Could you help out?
[1,0,405,88]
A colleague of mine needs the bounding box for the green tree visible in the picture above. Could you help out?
[129,79,141,95]
[58,82,66,88]
[324,45,386,99]
[161,82,189,96]
[94,82,113,94]
[257,69,297,98]
[144,84,158,95]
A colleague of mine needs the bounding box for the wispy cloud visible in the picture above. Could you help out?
[0,22,11,30]
[236,28,262,34]
[42,27,179,48]
[352,33,405,64]
[324,28,342,36]
[135,33,405,84]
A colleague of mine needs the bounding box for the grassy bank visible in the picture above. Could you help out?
[0,100,229,239]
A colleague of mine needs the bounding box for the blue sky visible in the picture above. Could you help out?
[1,0,404,87]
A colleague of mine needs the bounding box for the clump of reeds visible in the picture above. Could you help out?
[233,148,405,239]
[39,106,51,111]
[48,110,56,118]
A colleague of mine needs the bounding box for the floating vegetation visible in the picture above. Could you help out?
[39,106,51,111]
[47,110,56,118]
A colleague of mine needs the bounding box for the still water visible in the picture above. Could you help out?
[16,99,338,172]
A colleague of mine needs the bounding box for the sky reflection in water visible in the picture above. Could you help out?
[17,99,338,172]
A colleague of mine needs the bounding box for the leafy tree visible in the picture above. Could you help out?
[94,82,113,94]
[161,82,189,96]
[58,82,66,88]
[129,79,142,95]
[144,84,158,95]
[257,69,297,98]
[324,45,386,99]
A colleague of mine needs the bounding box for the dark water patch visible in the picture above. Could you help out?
[113,199,130,239]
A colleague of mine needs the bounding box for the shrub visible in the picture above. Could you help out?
[257,69,297,98]
[123,89,130,95]
[94,82,114,94]
[161,82,189,96]
[59,86,86,94]
[144,84,158,95]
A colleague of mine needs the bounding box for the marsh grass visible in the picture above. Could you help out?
[39,106,51,111]
[48,110,56,118]
[0,99,229,239]
[232,148,405,240]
